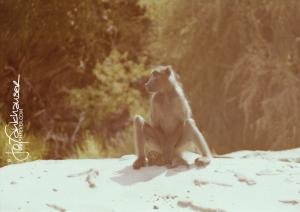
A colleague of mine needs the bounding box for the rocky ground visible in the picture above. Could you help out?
[0,149,300,212]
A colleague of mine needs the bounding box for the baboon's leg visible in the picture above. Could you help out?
[143,123,164,146]
[133,115,163,169]
[134,115,146,159]
[161,122,185,166]
[146,123,183,167]
[143,123,166,166]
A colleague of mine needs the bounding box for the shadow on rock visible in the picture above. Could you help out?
[111,163,205,185]
[110,165,166,185]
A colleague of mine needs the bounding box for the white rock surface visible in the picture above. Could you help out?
[1,149,300,212]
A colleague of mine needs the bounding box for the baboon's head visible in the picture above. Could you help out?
[145,66,172,93]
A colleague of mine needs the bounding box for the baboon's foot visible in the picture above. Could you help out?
[147,151,166,166]
[194,157,210,168]
[167,156,189,169]
[133,157,147,170]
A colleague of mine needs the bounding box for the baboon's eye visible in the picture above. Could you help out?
[152,70,160,77]
[164,67,171,76]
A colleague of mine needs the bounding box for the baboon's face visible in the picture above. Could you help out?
[145,67,171,92]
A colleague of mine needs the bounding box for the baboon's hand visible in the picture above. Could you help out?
[194,157,211,168]
[133,157,146,170]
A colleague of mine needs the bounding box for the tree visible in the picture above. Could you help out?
[0,0,151,158]
[152,0,300,152]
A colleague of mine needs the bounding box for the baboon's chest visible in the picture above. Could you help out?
[151,95,180,133]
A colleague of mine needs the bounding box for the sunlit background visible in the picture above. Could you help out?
[1,0,300,167]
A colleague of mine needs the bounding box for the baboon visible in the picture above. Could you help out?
[133,65,212,169]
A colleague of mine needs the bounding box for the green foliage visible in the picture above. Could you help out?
[68,50,148,128]
[0,0,151,133]
[0,0,151,161]
[0,123,48,167]
[69,126,135,159]
[70,132,103,159]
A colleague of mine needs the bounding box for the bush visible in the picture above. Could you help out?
[0,0,152,160]
[66,49,148,156]
[0,122,48,167]
[69,125,135,159]
[67,49,148,132]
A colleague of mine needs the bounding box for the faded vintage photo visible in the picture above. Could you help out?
[0,0,300,211]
